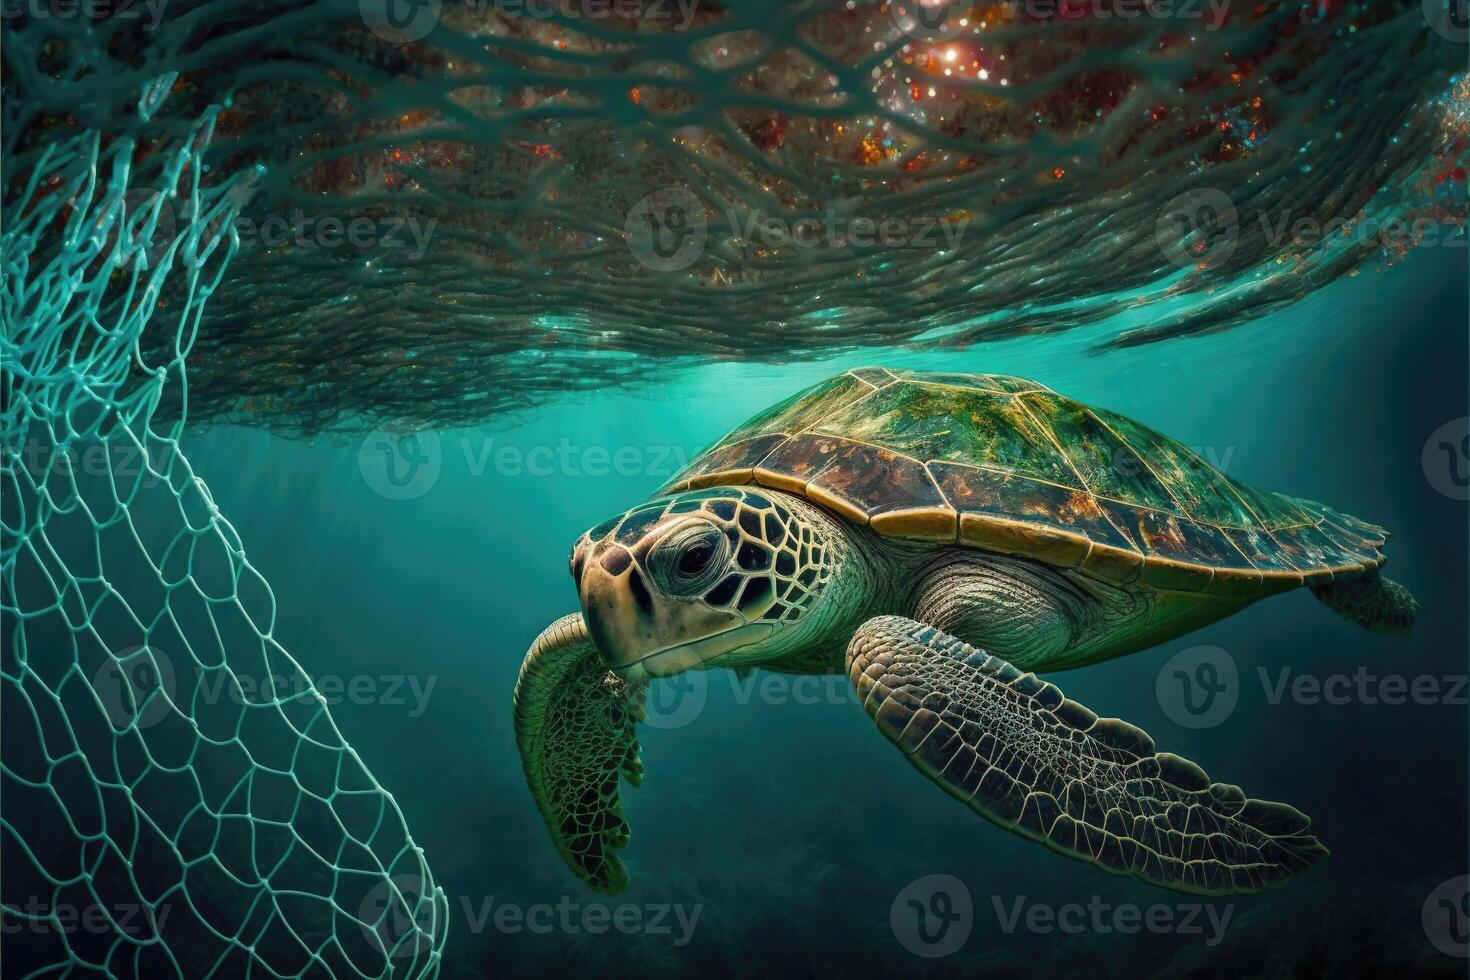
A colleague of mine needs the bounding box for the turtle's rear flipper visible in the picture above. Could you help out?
[1311,573,1418,635]
[514,614,645,894]
[847,616,1328,896]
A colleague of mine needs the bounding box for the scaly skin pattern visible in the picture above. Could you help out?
[847,616,1328,894]
[1311,575,1419,634]
[514,489,1237,892]
[513,614,643,893]
[759,491,1210,676]
[516,485,1404,895]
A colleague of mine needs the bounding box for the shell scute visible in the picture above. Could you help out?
[661,370,1388,595]
[1018,391,1181,515]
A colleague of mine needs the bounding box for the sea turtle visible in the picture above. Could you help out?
[514,368,1418,897]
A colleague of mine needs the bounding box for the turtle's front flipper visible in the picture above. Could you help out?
[847,616,1327,896]
[514,614,645,894]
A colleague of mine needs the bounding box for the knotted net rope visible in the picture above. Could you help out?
[8,0,1458,431]
[0,87,448,977]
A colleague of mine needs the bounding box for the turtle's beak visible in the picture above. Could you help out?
[572,534,764,679]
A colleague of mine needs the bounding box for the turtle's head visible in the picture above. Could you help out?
[570,488,841,679]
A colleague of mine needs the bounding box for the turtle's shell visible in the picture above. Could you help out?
[661,368,1387,597]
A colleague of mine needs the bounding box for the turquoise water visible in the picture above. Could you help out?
[167,245,1468,976]
[2,3,1466,973]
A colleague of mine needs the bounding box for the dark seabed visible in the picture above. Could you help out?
[164,244,1469,977]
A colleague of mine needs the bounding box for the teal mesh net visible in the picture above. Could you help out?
[0,93,447,976]
[7,0,1465,431]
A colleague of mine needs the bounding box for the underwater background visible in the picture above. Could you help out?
[3,0,1468,974]
[150,243,1467,977]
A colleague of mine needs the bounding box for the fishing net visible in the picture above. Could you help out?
[11,0,1461,432]
[0,92,447,976]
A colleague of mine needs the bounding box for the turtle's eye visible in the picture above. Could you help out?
[679,540,715,575]
[649,522,730,598]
